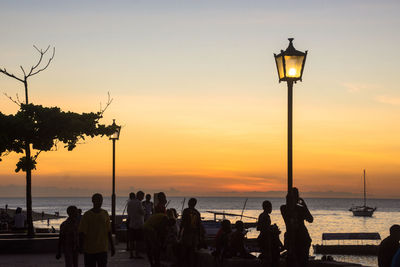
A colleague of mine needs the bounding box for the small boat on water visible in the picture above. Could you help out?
[203,211,257,237]
[349,169,376,217]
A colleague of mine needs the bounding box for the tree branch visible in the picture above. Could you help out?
[99,92,113,116]
[3,92,22,106]
[20,66,27,77]
[32,150,42,160]
[0,67,24,83]
[28,46,55,77]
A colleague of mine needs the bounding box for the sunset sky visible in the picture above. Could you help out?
[1,0,400,198]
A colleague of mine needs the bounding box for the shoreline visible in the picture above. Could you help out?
[0,208,65,222]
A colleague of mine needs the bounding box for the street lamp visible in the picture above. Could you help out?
[274,38,307,265]
[109,119,121,234]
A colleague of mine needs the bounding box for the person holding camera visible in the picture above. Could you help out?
[280,187,313,267]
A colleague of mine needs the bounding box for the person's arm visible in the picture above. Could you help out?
[56,227,64,259]
[299,198,313,223]
[78,214,86,253]
[105,210,115,256]
[108,231,115,256]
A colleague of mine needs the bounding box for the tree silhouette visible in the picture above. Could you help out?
[0,46,116,236]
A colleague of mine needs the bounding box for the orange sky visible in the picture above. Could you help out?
[1,1,400,198]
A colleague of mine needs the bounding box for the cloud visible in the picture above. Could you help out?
[375,95,400,106]
[342,83,372,93]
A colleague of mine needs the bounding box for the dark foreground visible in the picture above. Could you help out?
[0,243,368,267]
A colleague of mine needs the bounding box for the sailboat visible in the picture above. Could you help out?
[349,169,376,217]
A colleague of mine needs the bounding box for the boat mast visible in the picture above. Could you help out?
[363,169,366,207]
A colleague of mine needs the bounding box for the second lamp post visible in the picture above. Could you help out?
[110,119,121,235]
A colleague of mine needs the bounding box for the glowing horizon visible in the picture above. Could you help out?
[1,0,400,198]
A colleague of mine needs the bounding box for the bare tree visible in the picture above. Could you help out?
[0,45,55,237]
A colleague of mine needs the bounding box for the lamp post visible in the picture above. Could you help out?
[274,38,307,265]
[109,119,121,235]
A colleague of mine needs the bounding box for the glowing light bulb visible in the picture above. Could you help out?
[288,68,297,76]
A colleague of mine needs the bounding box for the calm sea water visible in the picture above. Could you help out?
[2,197,400,266]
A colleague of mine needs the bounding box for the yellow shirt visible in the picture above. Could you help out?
[79,209,111,254]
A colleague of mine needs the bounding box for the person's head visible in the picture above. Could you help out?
[292,187,299,202]
[389,224,400,240]
[188,198,197,208]
[137,191,145,201]
[262,200,272,213]
[221,219,232,233]
[146,194,151,201]
[92,193,103,209]
[129,192,136,200]
[166,208,177,220]
[66,206,78,219]
[16,207,22,214]
[235,220,244,232]
[158,192,167,205]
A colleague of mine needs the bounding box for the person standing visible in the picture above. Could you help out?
[179,198,204,267]
[79,193,115,267]
[13,207,26,230]
[154,192,167,214]
[126,192,135,252]
[57,206,79,267]
[257,200,272,265]
[143,212,169,267]
[280,188,313,267]
[143,194,154,221]
[378,224,400,267]
[127,190,145,259]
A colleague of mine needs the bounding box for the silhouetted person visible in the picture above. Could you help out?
[143,194,154,221]
[378,224,400,267]
[143,212,169,267]
[180,198,203,267]
[280,188,313,267]
[154,192,167,214]
[257,200,272,264]
[230,220,254,258]
[127,190,145,259]
[165,208,179,263]
[214,219,232,263]
[77,209,82,224]
[57,206,79,267]
[391,248,400,267]
[79,193,115,267]
[13,207,26,230]
[126,192,135,253]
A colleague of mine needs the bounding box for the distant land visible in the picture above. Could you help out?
[0,184,399,199]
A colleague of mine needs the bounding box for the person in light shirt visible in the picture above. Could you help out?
[13,207,26,230]
[127,190,145,259]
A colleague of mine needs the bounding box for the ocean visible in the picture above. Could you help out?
[2,196,400,266]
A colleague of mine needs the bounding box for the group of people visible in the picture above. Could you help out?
[0,206,27,231]
[57,193,115,267]
[213,187,313,267]
[56,188,315,267]
[54,188,400,267]
[126,191,205,267]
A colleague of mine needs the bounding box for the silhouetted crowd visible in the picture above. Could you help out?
[53,187,323,267]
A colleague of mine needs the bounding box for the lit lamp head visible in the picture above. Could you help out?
[274,38,307,83]
[109,119,121,140]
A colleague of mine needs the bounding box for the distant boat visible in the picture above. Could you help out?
[349,169,376,217]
